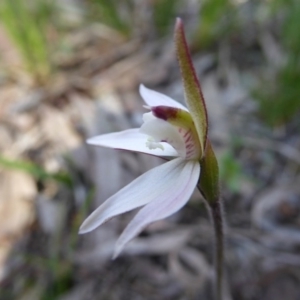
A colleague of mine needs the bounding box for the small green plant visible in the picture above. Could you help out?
[88,0,132,36]
[254,61,300,126]
[0,155,72,187]
[194,0,237,48]
[88,0,181,38]
[254,0,300,126]
[153,0,179,36]
[0,0,56,82]
[219,151,243,193]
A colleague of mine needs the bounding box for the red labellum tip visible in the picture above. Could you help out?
[152,106,178,121]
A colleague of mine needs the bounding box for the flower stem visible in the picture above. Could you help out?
[209,198,224,300]
[199,189,224,300]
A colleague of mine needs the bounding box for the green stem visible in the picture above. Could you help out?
[209,198,224,300]
[199,188,224,300]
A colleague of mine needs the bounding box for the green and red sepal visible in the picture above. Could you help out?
[175,18,208,159]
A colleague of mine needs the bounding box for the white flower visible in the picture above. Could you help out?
[79,85,202,258]
[79,18,216,259]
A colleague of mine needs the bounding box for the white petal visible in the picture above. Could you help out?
[113,160,200,258]
[79,158,189,234]
[140,84,188,111]
[140,119,186,157]
[87,129,178,157]
[142,111,157,122]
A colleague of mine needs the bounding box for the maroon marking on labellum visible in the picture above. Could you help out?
[183,129,193,144]
[186,149,195,157]
[186,147,194,153]
[185,134,192,144]
[183,130,190,138]
[152,106,178,121]
[186,143,193,150]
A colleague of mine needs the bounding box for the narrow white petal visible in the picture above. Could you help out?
[79,158,189,234]
[113,160,200,258]
[87,129,178,157]
[140,84,188,111]
[140,119,186,157]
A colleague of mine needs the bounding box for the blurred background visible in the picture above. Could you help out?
[0,0,300,299]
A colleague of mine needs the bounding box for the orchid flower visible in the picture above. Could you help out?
[79,19,219,260]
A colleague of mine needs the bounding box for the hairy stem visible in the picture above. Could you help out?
[198,188,224,300]
[209,198,224,300]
